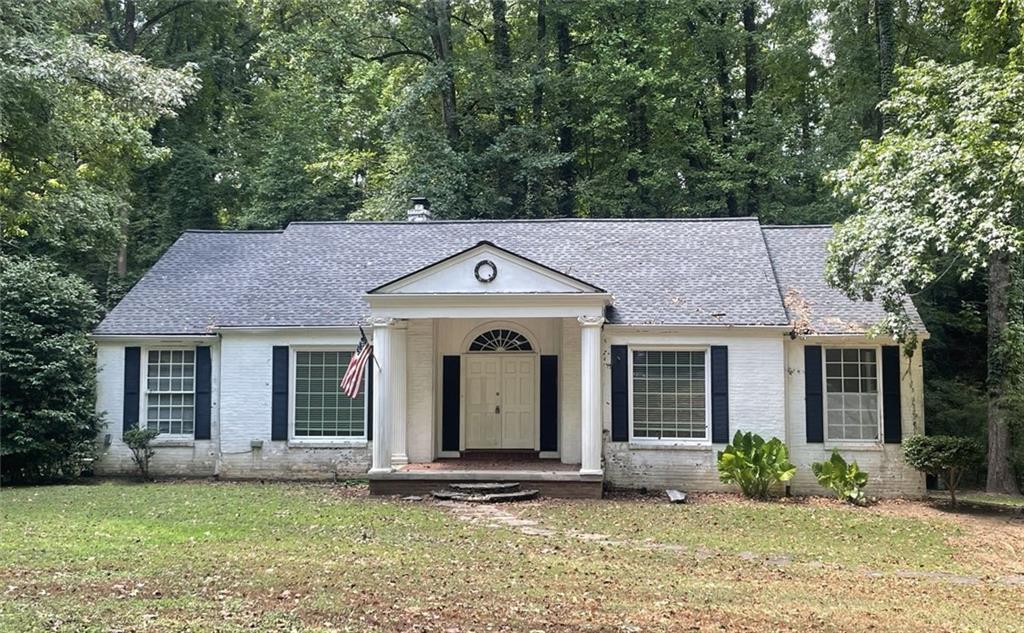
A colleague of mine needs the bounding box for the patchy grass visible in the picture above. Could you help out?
[518,493,968,572]
[1,482,1022,632]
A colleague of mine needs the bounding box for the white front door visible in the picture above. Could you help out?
[464,354,536,450]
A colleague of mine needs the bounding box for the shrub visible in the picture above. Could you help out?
[812,450,869,505]
[123,428,160,481]
[903,435,982,508]
[717,431,796,499]
[0,257,103,483]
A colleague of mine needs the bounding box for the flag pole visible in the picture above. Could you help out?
[361,325,383,371]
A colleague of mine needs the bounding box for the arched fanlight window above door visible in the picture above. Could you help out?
[468,329,533,352]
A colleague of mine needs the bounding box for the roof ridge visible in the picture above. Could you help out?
[286,216,760,227]
[183,229,285,234]
[761,224,834,229]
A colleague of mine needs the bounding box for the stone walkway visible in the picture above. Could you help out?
[437,500,1024,587]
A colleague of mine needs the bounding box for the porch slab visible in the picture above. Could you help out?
[368,462,603,499]
[401,458,577,472]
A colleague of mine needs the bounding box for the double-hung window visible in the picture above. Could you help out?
[293,350,366,439]
[824,348,880,441]
[145,349,195,435]
[631,349,708,441]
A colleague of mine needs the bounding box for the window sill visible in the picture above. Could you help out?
[823,442,885,452]
[628,441,713,451]
[287,439,368,449]
[150,437,195,448]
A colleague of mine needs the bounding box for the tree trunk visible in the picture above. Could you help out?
[948,468,958,508]
[742,0,760,216]
[491,0,514,130]
[532,0,546,126]
[986,250,1021,494]
[427,0,459,144]
[116,215,129,277]
[624,3,650,213]
[554,13,575,216]
[874,0,895,137]
[716,10,738,216]
[742,1,758,111]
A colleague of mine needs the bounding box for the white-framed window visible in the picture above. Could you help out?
[630,348,709,441]
[144,349,195,435]
[292,350,366,439]
[824,347,881,441]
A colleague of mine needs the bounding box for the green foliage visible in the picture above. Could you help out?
[812,450,869,505]
[827,59,1024,343]
[0,0,198,286]
[122,428,160,481]
[903,435,983,507]
[3,0,1018,500]
[0,256,103,483]
[717,431,797,500]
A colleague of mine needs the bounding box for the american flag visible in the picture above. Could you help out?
[340,328,373,399]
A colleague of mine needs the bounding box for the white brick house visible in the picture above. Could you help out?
[92,201,927,497]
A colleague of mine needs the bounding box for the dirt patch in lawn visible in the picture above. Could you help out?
[869,497,1024,577]
[499,491,1024,584]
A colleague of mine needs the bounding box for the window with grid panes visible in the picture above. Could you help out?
[293,351,365,438]
[145,349,195,435]
[631,349,707,440]
[824,348,880,441]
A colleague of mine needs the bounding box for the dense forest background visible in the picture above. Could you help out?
[1,0,1020,485]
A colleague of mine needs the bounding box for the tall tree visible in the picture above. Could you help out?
[101,0,199,278]
[426,0,459,144]
[0,0,197,289]
[827,60,1023,494]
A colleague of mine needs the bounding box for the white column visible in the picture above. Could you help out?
[389,321,408,465]
[369,320,393,474]
[579,316,605,476]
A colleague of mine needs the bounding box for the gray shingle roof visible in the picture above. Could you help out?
[762,226,925,335]
[94,218,920,336]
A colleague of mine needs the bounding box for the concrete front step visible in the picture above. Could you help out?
[368,470,603,499]
[449,482,521,493]
[431,488,539,503]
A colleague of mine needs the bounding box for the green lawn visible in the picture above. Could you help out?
[1,482,1022,632]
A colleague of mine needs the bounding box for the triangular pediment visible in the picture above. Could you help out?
[369,241,605,295]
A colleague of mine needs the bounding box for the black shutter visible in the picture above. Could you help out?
[194,346,212,440]
[710,346,729,443]
[882,346,902,444]
[365,363,373,441]
[805,345,824,443]
[271,346,289,441]
[611,345,629,441]
[540,355,558,452]
[441,356,460,452]
[123,347,141,434]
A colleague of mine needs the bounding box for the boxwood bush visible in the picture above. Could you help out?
[903,435,982,508]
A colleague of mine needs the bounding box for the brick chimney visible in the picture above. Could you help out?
[407,197,432,222]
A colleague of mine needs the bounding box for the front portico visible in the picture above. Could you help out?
[363,241,610,491]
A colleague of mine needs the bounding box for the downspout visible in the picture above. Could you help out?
[782,331,792,496]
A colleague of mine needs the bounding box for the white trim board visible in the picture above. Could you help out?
[367,293,609,319]
[370,242,605,295]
